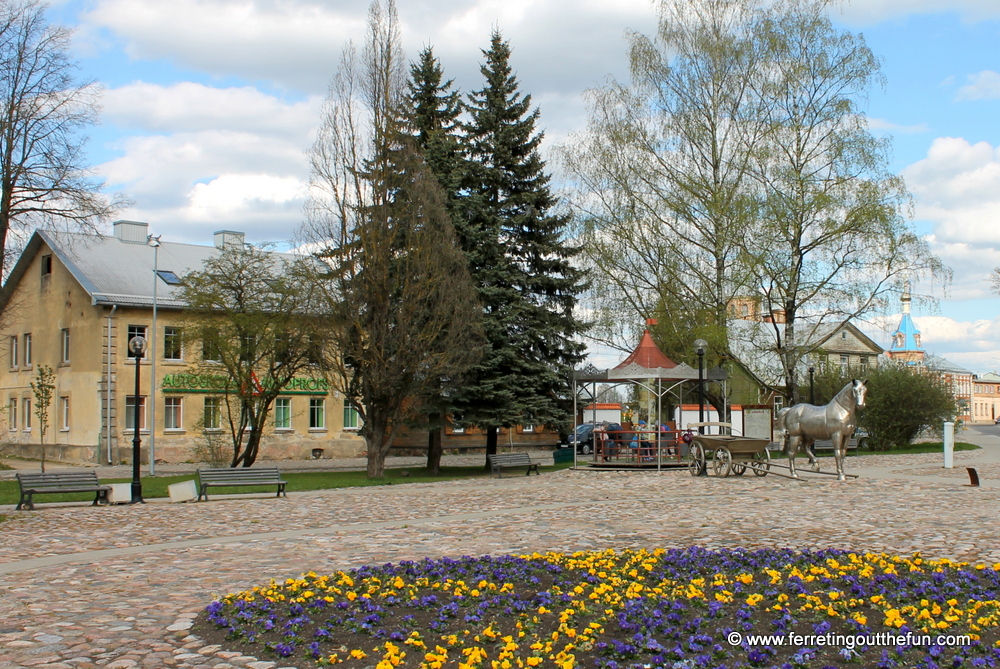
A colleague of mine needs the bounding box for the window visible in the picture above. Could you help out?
[840,354,849,369]
[343,398,360,430]
[522,414,536,433]
[61,328,71,364]
[203,336,221,362]
[125,395,146,432]
[309,398,326,429]
[204,397,222,430]
[23,397,31,430]
[163,327,182,360]
[274,398,291,429]
[8,398,16,430]
[127,325,147,358]
[41,254,52,275]
[164,397,182,430]
[23,333,31,366]
[9,336,17,368]
[60,397,70,430]
[773,395,784,411]
[859,355,869,371]
[155,269,182,285]
[841,330,847,339]
[240,334,256,362]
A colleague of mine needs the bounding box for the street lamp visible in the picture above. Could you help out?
[694,339,708,434]
[809,366,815,405]
[129,335,147,504]
[147,234,161,476]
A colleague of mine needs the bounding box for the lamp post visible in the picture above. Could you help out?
[129,335,147,504]
[147,234,161,476]
[694,339,708,434]
[809,366,815,405]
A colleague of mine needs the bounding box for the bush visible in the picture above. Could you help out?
[811,362,958,450]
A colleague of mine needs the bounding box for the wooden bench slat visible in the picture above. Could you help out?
[488,453,540,479]
[16,471,110,511]
[196,467,287,501]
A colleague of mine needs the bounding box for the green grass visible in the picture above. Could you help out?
[0,462,575,507]
[811,441,979,457]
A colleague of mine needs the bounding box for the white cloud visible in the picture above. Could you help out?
[904,137,1000,246]
[867,117,929,134]
[103,82,321,139]
[956,70,1000,101]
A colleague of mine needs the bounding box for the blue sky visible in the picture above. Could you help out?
[44,0,1000,373]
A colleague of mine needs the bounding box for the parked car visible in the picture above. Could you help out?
[567,423,596,454]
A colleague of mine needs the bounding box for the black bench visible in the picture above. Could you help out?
[488,453,540,478]
[196,467,288,501]
[16,471,111,511]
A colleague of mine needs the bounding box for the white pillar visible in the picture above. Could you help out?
[943,421,954,468]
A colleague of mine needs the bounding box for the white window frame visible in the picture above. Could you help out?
[23,333,32,367]
[309,397,326,430]
[8,398,16,430]
[60,328,71,364]
[274,397,292,430]
[60,396,70,431]
[343,398,360,431]
[204,397,222,430]
[23,397,32,431]
[164,396,183,430]
[125,395,147,433]
[163,326,182,361]
[9,336,17,369]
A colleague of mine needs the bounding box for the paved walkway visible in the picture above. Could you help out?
[1,431,998,669]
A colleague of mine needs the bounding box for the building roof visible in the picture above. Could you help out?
[924,353,972,376]
[613,329,678,370]
[2,227,298,310]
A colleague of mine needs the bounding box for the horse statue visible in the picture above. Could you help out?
[775,379,867,481]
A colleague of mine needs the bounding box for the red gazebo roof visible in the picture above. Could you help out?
[613,330,677,370]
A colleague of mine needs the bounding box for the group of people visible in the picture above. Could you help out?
[594,420,677,461]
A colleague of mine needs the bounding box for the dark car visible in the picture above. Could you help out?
[567,423,596,454]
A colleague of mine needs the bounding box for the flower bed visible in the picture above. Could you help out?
[195,548,1000,668]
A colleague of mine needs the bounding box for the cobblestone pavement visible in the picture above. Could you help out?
[2,430,999,669]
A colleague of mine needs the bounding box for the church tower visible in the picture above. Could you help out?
[886,284,925,365]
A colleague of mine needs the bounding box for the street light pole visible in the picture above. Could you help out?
[694,339,708,434]
[809,366,815,405]
[129,335,148,503]
[147,234,161,476]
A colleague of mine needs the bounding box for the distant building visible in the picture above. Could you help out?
[971,372,1000,424]
[884,287,972,423]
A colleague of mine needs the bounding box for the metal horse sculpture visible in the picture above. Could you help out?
[776,379,867,481]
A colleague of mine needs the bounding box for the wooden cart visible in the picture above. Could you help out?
[689,434,771,477]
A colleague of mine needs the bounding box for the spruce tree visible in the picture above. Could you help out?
[406,47,470,473]
[457,31,587,461]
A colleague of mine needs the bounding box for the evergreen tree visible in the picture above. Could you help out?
[457,31,587,461]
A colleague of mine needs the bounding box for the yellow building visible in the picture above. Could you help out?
[972,372,1000,424]
[0,222,365,464]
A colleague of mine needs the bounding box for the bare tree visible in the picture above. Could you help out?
[180,244,333,467]
[29,363,52,471]
[304,0,482,479]
[0,0,125,278]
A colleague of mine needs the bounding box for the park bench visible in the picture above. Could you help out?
[196,466,288,501]
[488,453,540,478]
[15,471,111,511]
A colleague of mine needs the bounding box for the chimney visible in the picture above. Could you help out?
[113,220,149,244]
[214,230,245,249]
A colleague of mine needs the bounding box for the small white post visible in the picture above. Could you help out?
[943,421,955,468]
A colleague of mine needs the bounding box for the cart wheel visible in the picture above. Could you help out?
[731,463,746,476]
[712,447,732,477]
[689,443,705,476]
[752,449,770,477]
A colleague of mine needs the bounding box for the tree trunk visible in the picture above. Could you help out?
[366,425,387,478]
[484,426,498,471]
[426,421,443,475]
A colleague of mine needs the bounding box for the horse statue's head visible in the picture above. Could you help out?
[852,379,868,409]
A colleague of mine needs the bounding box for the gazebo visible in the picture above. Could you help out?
[572,327,727,469]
